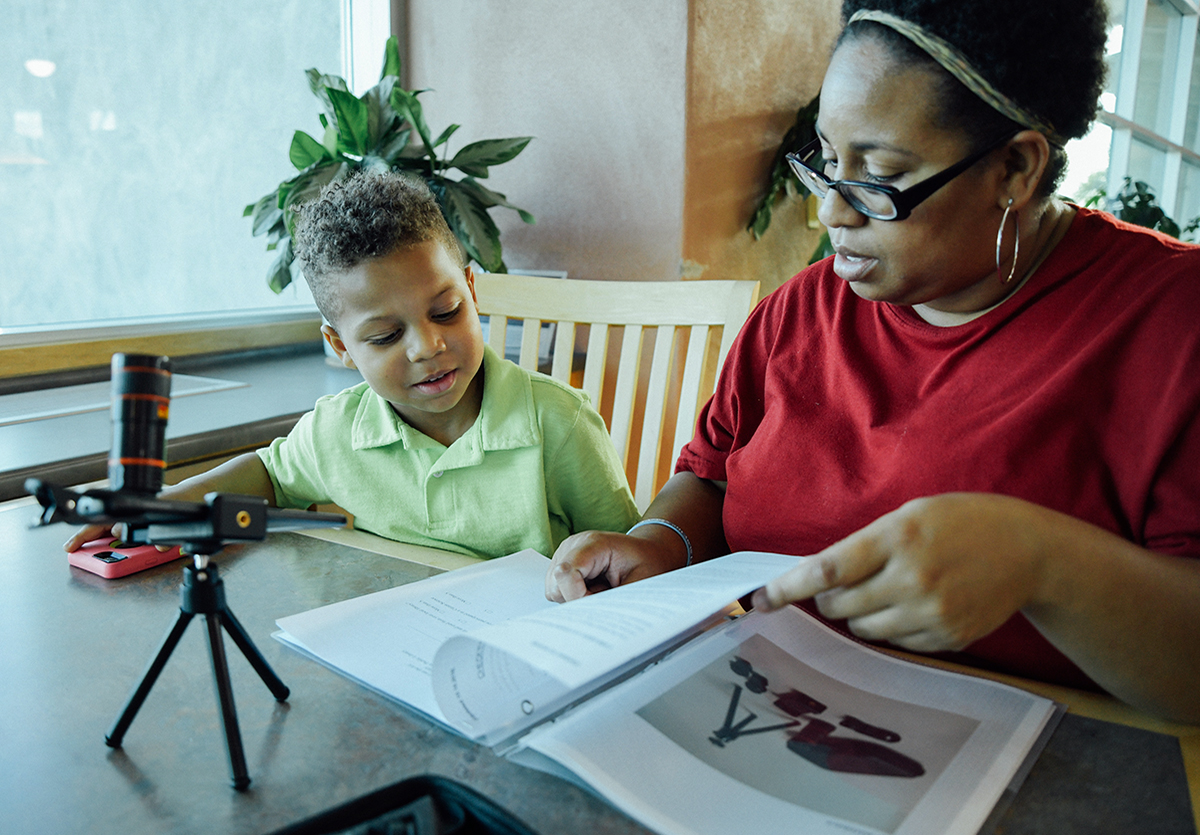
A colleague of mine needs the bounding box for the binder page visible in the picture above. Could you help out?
[518,605,1059,835]
[432,551,800,741]
[274,549,555,725]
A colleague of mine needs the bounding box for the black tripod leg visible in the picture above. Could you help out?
[219,605,290,701]
[205,613,251,791]
[106,611,194,748]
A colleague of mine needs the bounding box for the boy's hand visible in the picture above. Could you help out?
[64,522,170,553]
[545,529,684,602]
[64,522,125,553]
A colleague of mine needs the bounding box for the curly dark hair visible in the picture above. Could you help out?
[293,169,465,325]
[838,0,1109,196]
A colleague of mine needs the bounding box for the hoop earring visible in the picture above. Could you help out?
[996,198,1020,284]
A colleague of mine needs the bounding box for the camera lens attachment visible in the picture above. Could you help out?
[108,353,172,495]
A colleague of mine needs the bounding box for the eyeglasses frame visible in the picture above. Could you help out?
[785,132,1019,221]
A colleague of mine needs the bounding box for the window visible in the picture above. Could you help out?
[0,1,378,333]
[1065,0,1200,227]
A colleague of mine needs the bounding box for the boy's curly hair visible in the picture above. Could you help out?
[839,0,1109,196]
[293,169,465,326]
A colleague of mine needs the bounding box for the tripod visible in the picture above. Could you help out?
[27,479,345,790]
[105,547,288,791]
[24,353,346,791]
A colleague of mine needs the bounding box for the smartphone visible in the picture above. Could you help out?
[68,538,185,579]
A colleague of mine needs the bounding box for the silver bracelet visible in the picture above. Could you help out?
[626,518,693,567]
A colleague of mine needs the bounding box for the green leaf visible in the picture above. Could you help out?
[266,222,287,246]
[276,168,313,210]
[394,141,429,161]
[381,35,402,81]
[282,162,344,213]
[438,178,503,271]
[448,137,532,178]
[306,68,349,97]
[377,126,412,163]
[1158,215,1182,238]
[432,123,461,149]
[289,130,328,170]
[390,87,435,158]
[247,192,284,237]
[362,75,399,148]
[305,69,350,128]
[360,154,391,173]
[747,202,772,240]
[322,123,339,157]
[328,88,370,155]
[267,239,295,294]
[454,177,535,225]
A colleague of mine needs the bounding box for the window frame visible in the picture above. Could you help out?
[8,0,394,379]
[1105,0,1200,217]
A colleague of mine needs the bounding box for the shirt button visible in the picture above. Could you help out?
[432,471,443,478]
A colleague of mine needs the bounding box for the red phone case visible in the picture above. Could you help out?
[68,538,185,579]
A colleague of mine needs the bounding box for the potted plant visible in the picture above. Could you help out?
[1083,177,1200,240]
[245,36,535,293]
[748,95,834,264]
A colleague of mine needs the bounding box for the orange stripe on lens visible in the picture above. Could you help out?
[110,457,166,468]
[117,393,170,403]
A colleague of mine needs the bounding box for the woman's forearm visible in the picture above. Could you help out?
[1024,506,1200,723]
[631,471,730,564]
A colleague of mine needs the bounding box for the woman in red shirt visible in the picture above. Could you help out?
[546,0,1200,724]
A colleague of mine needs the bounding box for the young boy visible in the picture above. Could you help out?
[66,170,639,558]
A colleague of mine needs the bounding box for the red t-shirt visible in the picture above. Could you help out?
[677,208,1200,690]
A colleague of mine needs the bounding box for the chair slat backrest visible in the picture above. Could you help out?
[474,274,760,511]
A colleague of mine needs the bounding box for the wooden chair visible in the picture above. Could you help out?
[474,274,761,511]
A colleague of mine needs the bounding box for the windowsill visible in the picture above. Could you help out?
[0,343,362,502]
[0,307,324,382]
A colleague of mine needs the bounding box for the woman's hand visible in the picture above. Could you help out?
[751,492,1200,722]
[545,530,684,602]
[751,493,1047,652]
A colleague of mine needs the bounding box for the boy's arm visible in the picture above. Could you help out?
[63,452,277,551]
[157,451,277,505]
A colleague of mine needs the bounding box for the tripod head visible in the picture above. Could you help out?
[26,479,346,560]
[26,352,344,561]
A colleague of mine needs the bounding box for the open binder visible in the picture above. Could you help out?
[275,550,1062,835]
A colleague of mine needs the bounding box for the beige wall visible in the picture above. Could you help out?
[405,0,842,295]
[685,0,842,293]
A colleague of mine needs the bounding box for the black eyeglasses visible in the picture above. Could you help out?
[785,132,1017,221]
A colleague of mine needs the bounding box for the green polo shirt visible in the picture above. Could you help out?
[256,346,639,558]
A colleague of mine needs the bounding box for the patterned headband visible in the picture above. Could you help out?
[847,9,1063,146]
